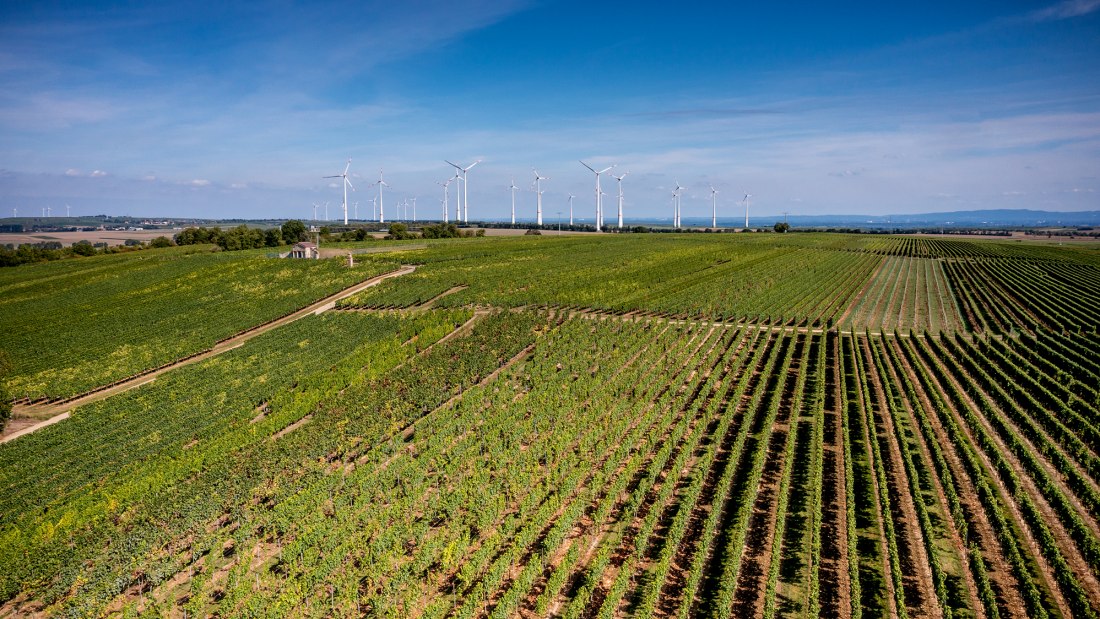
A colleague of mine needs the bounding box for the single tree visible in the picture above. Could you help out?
[281,220,308,244]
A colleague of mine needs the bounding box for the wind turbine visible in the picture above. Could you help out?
[709,185,719,228]
[445,159,480,223]
[324,201,330,221]
[533,169,548,226]
[312,202,319,221]
[11,208,15,218]
[375,170,389,223]
[579,161,615,232]
[369,196,377,221]
[353,201,359,220]
[411,197,417,222]
[568,194,575,226]
[323,158,354,225]
[451,173,461,222]
[65,204,71,218]
[742,192,752,229]
[509,178,518,225]
[437,178,453,223]
[668,181,677,229]
[613,172,629,229]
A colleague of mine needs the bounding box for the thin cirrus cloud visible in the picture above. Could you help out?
[1028,0,1100,21]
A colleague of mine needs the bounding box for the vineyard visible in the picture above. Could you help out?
[1,232,1098,618]
[0,245,400,400]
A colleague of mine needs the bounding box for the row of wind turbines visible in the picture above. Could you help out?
[10,205,72,218]
[322,159,754,230]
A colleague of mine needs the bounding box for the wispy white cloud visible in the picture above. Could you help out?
[1028,0,1100,21]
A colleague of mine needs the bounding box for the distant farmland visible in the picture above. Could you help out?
[1,232,1098,618]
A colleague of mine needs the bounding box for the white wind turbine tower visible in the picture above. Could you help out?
[613,172,629,229]
[375,170,389,223]
[369,196,377,221]
[324,201,330,221]
[568,194,575,226]
[533,169,549,226]
[509,178,519,225]
[742,193,752,229]
[668,181,677,229]
[451,173,461,222]
[323,158,355,225]
[411,197,417,222]
[437,178,452,223]
[312,202,319,221]
[580,161,615,232]
[709,185,718,228]
[353,201,359,220]
[65,204,71,218]
[445,159,481,223]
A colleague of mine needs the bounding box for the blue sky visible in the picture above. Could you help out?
[1,0,1098,221]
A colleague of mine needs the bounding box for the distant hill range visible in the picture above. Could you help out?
[673,209,1100,229]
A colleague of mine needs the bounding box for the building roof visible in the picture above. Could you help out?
[293,242,317,249]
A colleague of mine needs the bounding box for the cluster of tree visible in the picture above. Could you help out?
[383,223,485,240]
[326,228,372,242]
[421,223,484,239]
[774,222,791,233]
[174,221,309,251]
[0,237,175,267]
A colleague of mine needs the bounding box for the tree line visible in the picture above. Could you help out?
[0,237,174,267]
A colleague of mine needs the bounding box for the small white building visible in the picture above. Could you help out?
[290,241,318,259]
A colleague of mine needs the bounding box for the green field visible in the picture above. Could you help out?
[0,246,400,399]
[1,232,1099,618]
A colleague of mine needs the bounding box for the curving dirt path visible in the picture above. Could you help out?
[1,265,416,444]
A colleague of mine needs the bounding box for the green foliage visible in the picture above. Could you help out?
[339,234,881,324]
[0,232,1097,616]
[0,352,10,433]
[0,248,401,398]
[280,219,308,243]
[217,224,266,250]
[385,222,416,240]
[422,223,462,238]
[774,221,790,233]
[173,225,222,245]
[263,228,283,247]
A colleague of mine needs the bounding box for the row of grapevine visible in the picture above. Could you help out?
[0,246,402,399]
